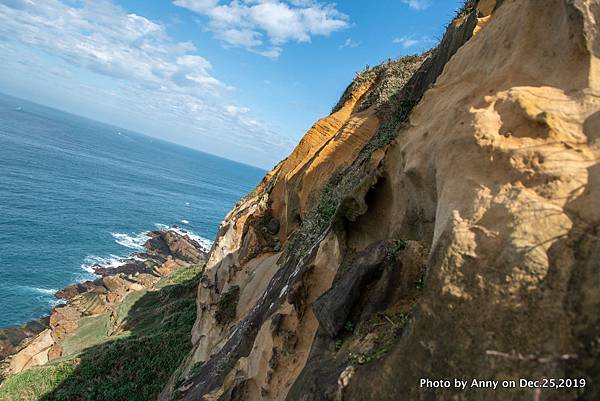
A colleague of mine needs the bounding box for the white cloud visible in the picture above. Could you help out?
[339,37,360,49]
[393,35,435,49]
[225,104,250,115]
[0,0,228,93]
[0,0,295,167]
[174,0,349,59]
[252,46,282,60]
[400,0,432,10]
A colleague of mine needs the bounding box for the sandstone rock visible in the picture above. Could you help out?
[49,306,82,342]
[9,329,54,374]
[0,316,49,361]
[55,281,98,300]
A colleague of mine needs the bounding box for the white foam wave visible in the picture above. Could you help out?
[49,298,66,308]
[32,287,58,295]
[80,224,212,278]
[80,254,126,274]
[111,232,148,250]
[17,286,64,308]
[181,219,190,224]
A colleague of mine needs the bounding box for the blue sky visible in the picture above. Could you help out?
[0,0,463,168]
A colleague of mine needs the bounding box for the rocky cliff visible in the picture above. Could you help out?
[161,1,600,401]
[1,0,598,400]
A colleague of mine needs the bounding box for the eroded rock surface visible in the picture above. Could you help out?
[165,1,600,401]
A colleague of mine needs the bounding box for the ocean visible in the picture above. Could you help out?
[0,92,265,328]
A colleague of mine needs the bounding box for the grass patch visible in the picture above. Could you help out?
[0,264,204,401]
[60,314,112,356]
[0,362,76,401]
[331,64,381,114]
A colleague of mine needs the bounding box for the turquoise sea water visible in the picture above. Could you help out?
[0,92,265,328]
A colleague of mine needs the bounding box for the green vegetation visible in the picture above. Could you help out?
[392,239,408,256]
[356,56,422,114]
[214,285,240,325]
[349,312,409,365]
[189,361,204,377]
[60,314,112,356]
[344,321,354,333]
[331,64,380,114]
[239,188,258,204]
[455,0,479,19]
[0,264,204,401]
[286,173,345,258]
[415,272,426,290]
[0,362,77,401]
[289,55,426,259]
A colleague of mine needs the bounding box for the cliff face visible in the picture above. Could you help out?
[163,1,600,400]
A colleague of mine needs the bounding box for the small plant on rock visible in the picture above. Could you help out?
[392,239,408,256]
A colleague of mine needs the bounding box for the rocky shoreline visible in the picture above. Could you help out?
[0,227,208,380]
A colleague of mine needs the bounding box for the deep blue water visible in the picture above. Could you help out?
[0,93,265,328]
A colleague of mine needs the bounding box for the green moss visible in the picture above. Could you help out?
[392,239,408,256]
[0,264,204,401]
[215,285,240,325]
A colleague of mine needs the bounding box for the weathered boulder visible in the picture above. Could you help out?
[9,329,54,374]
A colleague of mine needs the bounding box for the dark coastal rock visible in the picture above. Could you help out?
[145,231,172,258]
[0,317,50,361]
[312,241,393,338]
[55,281,98,300]
[93,258,152,277]
[147,230,206,264]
